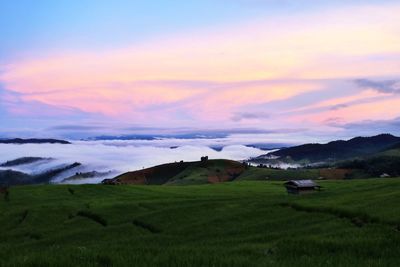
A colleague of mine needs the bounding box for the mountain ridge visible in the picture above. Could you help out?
[256,134,400,163]
[0,138,70,144]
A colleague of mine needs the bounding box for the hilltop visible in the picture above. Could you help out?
[105,159,246,185]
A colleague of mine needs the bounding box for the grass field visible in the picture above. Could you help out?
[1,179,400,266]
[236,167,320,181]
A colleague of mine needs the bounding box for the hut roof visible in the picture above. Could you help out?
[284,179,319,188]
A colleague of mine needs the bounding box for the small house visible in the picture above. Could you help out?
[284,180,321,194]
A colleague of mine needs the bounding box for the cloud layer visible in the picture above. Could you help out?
[0,141,267,183]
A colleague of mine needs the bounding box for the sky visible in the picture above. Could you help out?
[1,0,400,142]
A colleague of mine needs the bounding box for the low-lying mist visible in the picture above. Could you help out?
[0,139,268,184]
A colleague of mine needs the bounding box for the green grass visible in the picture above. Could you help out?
[167,159,243,185]
[237,167,320,181]
[376,148,400,157]
[1,179,400,266]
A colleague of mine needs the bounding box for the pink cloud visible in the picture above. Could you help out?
[290,97,400,126]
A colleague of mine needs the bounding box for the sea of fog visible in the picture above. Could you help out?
[0,139,269,184]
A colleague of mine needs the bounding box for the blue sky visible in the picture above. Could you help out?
[2,0,396,59]
[0,0,271,60]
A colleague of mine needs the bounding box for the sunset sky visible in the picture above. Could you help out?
[1,0,400,141]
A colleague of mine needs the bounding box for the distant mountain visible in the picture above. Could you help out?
[87,135,157,141]
[0,162,81,185]
[87,133,228,141]
[0,138,70,144]
[245,143,290,150]
[257,134,400,163]
[0,157,47,167]
[62,170,113,182]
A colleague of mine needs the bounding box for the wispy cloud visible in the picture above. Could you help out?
[1,2,400,138]
[331,117,400,136]
[355,79,400,94]
[231,112,270,122]
[48,125,106,131]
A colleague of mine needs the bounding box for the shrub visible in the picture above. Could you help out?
[132,219,161,233]
[77,211,107,227]
[68,188,75,195]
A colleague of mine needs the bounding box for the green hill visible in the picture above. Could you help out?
[107,159,246,185]
[376,142,400,157]
[334,142,400,178]
[1,179,400,266]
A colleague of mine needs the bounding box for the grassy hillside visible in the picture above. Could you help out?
[376,145,400,157]
[236,167,320,181]
[167,159,244,184]
[335,145,400,178]
[1,180,400,266]
[111,159,245,185]
[112,161,194,185]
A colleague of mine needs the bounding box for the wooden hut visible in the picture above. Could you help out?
[284,180,321,194]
